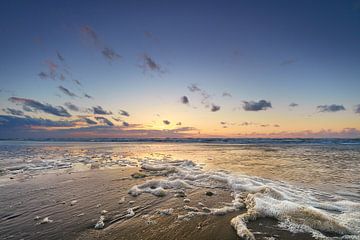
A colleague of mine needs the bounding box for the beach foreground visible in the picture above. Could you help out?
[1,167,312,240]
[1,141,359,240]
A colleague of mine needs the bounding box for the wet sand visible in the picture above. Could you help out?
[0,167,313,240]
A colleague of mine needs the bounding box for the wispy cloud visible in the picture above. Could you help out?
[289,103,299,107]
[354,104,360,114]
[89,106,112,115]
[188,84,201,92]
[81,25,100,46]
[222,92,232,97]
[317,104,345,112]
[84,93,93,99]
[163,120,171,125]
[9,97,71,117]
[56,51,65,62]
[119,110,130,117]
[102,47,121,62]
[58,86,77,98]
[139,54,164,74]
[122,121,129,127]
[83,118,97,125]
[80,25,121,63]
[64,102,80,112]
[3,108,24,116]
[95,116,114,126]
[243,100,272,111]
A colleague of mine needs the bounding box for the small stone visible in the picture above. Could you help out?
[70,200,77,206]
[205,191,214,196]
[183,198,190,203]
[131,172,147,179]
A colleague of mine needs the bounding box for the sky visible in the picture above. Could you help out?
[0,0,360,139]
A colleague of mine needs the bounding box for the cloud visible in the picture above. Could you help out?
[119,110,130,117]
[56,51,65,62]
[73,79,82,86]
[84,93,93,99]
[220,121,226,125]
[176,122,182,126]
[239,122,257,126]
[188,84,201,92]
[139,54,163,74]
[102,47,121,62]
[64,102,80,112]
[351,104,360,114]
[94,117,114,126]
[163,120,171,125]
[58,86,77,98]
[289,103,299,107]
[81,25,100,46]
[83,118,97,125]
[273,124,280,127]
[89,106,112,115]
[9,97,71,117]
[181,96,189,104]
[0,115,199,138]
[38,72,49,80]
[243,100,272,111]
[222,92,232,97]
[3,108,24,116]
[211,104,221,112]
[81,25,121,63]
[317,104,346,113]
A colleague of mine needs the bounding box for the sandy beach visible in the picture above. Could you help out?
[1,167,312,240]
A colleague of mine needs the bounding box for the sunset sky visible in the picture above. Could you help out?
[0,0,360,138]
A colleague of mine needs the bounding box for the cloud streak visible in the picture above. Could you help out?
[3,108,24,116]
[89,106,112,115]
[9,97,71,117]
[58,86,77,98]
[317,104,345,113]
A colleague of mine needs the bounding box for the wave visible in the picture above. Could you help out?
[128,159,360,239]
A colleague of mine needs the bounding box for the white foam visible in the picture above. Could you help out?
[127,159,360,239]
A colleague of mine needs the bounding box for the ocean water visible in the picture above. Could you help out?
[0,139,360,239]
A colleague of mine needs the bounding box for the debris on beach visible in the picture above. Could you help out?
[118,196,126,204]
[157,208,174,216]
[125,208,135,218]
[100,210,108,214]
[183,198,190,203]
[39,217,53,224]
[70,200,78,206]
[94,215,105,229]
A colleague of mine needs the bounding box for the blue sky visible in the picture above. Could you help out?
[0,0,360,138]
